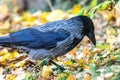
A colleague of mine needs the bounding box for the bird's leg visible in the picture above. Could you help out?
[50,60,65,72]
[41,58,65,72]
[41,57,51,66]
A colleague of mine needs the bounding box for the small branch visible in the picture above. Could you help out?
[79,0,88,7]
[46,0,54,11]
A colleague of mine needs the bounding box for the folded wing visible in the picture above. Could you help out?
[0,28,70,49]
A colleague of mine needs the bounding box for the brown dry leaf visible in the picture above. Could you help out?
[98,9,115,21]
[0,60,7,66]
[66,74,75,80]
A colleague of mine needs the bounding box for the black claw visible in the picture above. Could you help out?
[41,58,50,66]
[41,60,47,66]
[41,59,65,72]
[50,60,65,72]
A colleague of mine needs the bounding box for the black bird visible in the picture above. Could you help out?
[0,16,96,69]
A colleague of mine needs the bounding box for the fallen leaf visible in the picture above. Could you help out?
[66,74,75,80]
[71,4,81,14]
[5,74,15,80]
[85,74,90,80]
[42,66,52,78]
[82,47,90,55]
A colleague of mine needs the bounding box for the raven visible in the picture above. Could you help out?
[0,16,96,69]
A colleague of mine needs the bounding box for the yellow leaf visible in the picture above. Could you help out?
[85,74,90,80]
[9,63,15,68]
[12,51,19,57]
[106,28,115,35]
[0,48,8,56]
[90,0,97,8]
[68,47,78,56]
[0,53,10,61]
[76,59,86,69]
[14,60,25,67]
[26,16,36,22]
[67,74,75,80]
[101,10,115,21]
[64,61,73,66]
[71,4,81,14]
[9,51,19,59]
[42,66,52,78]
[47,10,66,21]
[40,12,50,24]
[111,56,116,60]
[6,74,15,80]
[82,47,90,55]
[106,35,116,44]
[89,59,94,63]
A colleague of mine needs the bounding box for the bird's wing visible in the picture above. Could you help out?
[8,28,70,49]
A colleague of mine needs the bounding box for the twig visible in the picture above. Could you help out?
[46,0,54,11]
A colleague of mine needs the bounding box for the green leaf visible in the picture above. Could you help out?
[87,10,95,18]
[77,8,84,16]
[111,73,120,80]
[89,64,97,73]
[96,43,109,49]
[99,1,111,10]
[23,73,35,80]
[90,0,98,8]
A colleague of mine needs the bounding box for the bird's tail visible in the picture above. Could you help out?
[0,35,11,46]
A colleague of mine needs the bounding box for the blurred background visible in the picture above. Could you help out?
[0,0,117,34]
[0,0,106,11]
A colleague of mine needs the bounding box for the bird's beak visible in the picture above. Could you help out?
[87,31,96,45]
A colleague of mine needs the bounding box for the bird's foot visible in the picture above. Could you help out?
[41,58,51,66]
[41,58,65,72]
[50,60,65,72]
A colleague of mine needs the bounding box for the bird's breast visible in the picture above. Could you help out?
[50,36,82,57]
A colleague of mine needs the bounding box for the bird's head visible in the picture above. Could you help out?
[80,16,96,45]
